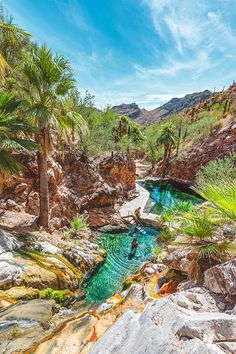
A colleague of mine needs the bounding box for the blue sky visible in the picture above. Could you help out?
[2,0,236,109]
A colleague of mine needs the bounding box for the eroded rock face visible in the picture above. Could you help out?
[99,154,136,192]
[0,229,105,292]
[90,289,236,354]
[204,259,236,296]
[0,152,135,229]
[154,120,236,183]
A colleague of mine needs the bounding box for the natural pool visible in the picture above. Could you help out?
[85,227,159,304]
[85,180,201,305]
[140,179,202,214]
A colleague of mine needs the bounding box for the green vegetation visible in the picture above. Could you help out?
[69,214,88,232]
[197,181,236,221]
[181,211,214,239]
[0,91,37,174]
[39,288,74,306]
[196,153,236,186]
[158,157,236,279]
[63,214,88,239]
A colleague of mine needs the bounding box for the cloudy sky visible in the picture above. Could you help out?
[3,0,236,109]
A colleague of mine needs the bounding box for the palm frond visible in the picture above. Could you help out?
[181,211,214,239]
[0,138,38,151]
[0,150,23,175]
[0,53,10,79]
[196,181,236,221]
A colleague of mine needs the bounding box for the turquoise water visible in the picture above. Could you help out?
[85,227,159,304]
[140,180,202,214]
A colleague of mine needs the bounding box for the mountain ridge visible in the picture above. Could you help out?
[112,90,213,125]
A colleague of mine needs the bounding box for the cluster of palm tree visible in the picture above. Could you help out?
[0,12,88,228]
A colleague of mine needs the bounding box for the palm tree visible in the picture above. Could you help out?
[0,91,37,175]
[157,123,177,177]
[14,45,88,228]
[0,7,31,79]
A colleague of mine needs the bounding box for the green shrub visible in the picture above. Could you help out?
[152,246,163,259]
[197,181,236,221]
[181,211,214,239]
[195,154,236,187]
[69,214,88,232]
[39,288,74,305]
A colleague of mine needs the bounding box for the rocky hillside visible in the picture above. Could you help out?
[0,152,136,230]
[112,90,212,125]
[153,85,236,183]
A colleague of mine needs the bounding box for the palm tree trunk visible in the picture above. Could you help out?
[37,134,49,228]
[162,144,169,178]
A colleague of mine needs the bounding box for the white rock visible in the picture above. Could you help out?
[90,291,236,354]
[0,230,23,255]
[0,260,24,288]
[34,241,60,255]
[96,302,113,314]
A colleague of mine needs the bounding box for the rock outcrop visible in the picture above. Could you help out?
[0,228,105,292]
[154,120,236,184]
[0,151,135,229]
[204,259,236,296]
[90,289,236,354]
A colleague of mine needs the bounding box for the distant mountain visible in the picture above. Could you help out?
[112,90,213,125]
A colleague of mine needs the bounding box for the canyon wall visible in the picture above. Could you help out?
[154,120,236,184]
[0,151,136,229]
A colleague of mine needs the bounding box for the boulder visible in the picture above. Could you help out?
[0,252,25,289]
[204,259,236,295]
[0,230,23,254]
[90,290,236,354]
[0,299,58,353]
[162,246,194,272]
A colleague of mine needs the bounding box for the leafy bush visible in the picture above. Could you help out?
[195,154,236,187]
[152,246,163,259]
[181,211,214,239]
[186,114,219,144]
[69,214,88,232]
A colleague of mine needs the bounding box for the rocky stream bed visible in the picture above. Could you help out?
[0,180,235,353]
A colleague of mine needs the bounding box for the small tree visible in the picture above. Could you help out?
[157,123,177,177]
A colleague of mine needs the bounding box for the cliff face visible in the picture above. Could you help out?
[112,90,212,126]
[0,151,136,229]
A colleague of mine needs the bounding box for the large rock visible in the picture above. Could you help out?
[204,259,236,295]
[90,290,236,354]
[162,245,194,272]
[0,229,23,254]
[0,252,25,289]
[0,299,58,353]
